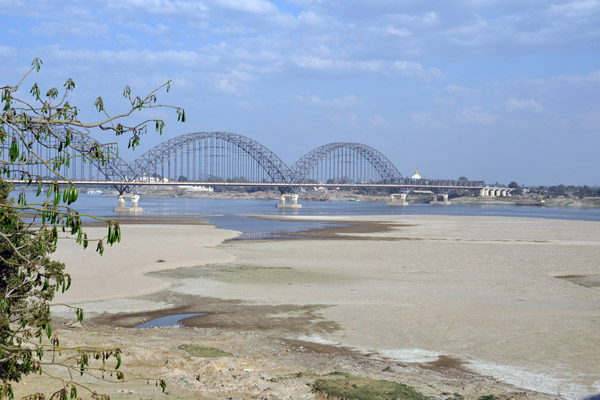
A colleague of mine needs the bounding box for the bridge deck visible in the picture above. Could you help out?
[8,180,485,190]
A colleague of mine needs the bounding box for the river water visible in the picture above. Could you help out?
[59,194,600,235]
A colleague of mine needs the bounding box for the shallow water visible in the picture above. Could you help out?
[134,313,205,328]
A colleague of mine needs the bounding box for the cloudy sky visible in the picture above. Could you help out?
[1,0,599,185]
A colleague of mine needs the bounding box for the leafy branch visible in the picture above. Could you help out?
[0,59,184,398]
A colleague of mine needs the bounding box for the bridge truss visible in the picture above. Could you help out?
[5,129,485,192]
[2,125,133,182]
[130,132,293,184]
[291,142,404,184]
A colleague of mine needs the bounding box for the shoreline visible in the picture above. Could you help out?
[44,214,600,399]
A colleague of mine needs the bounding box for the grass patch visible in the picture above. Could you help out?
[313,372,432,400]
[178,344,233,358]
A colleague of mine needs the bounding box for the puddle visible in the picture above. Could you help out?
[229,232,321,240]
[134,313,206,328]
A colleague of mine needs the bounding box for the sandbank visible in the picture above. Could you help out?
[50,214,600,399]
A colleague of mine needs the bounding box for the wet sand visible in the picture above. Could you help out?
[46,214,600,399]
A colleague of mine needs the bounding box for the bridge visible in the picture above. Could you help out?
[6,130,508,209]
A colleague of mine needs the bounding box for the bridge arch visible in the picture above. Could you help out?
[290,142,403,184]
[6,126,134,182]
[67,129,135,182]
[130,132,293,183]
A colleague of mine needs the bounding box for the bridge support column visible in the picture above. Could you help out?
[276,194,302,209]
[501,190,508,197]
[430,193,451,205]
[386,193,408,206]
[114,194,144,214]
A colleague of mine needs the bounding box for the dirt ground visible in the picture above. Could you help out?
[13,215,600,399]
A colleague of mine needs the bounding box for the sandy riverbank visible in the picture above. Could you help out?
[15,215,600,399]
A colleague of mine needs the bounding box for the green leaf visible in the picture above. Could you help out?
[31,57,43,72]
[94,96,104,112]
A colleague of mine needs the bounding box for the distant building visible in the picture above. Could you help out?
[411,169,422,180]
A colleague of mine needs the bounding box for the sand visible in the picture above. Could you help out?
[38,215,600,399]
[52,223,239,304]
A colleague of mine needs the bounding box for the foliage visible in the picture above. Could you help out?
[528,184,600,198]
[312,372,432,400]
[0,59,183,398]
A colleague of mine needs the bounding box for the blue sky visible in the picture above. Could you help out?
[1,0,599,185]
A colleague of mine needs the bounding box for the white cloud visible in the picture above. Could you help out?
[109,0,208,15]
[297,10,327,26]
[389,11,439,26]
[455,106,497,125]
[394,61,445,81]
[294,56,383,72]
[292,57,444,81]
[50,46,220,67]
[301,94,361,107]
[505,98,543,113]
[552,69,600,83]
[214,0,277,14]
[211,68,257,95]
[369,115,387,127]
[370,25,412,37]
[0,45,16,57]
[32,20,110,38]
[549,0,600,18]
[214,78,239,94]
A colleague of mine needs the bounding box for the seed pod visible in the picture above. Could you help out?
[69,186,78,203]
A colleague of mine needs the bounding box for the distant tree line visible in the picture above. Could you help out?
[524,184,600,198]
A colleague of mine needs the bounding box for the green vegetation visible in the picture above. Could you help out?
[477,396,500,400]
[528,184,600,198]
[441,393,464,400]
[178,344,233,358]
[0,59,183,398]
[312,372,432,400]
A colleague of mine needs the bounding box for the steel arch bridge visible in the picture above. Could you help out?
[7,130,485,192]
[130,131,293,184]
[290,142,403,184]
[3,126,134,182]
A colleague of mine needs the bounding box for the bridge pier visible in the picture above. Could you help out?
[276,194,302,209]
[430,193,451,205]
[114,194,144,214]
[386,193,408,206]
